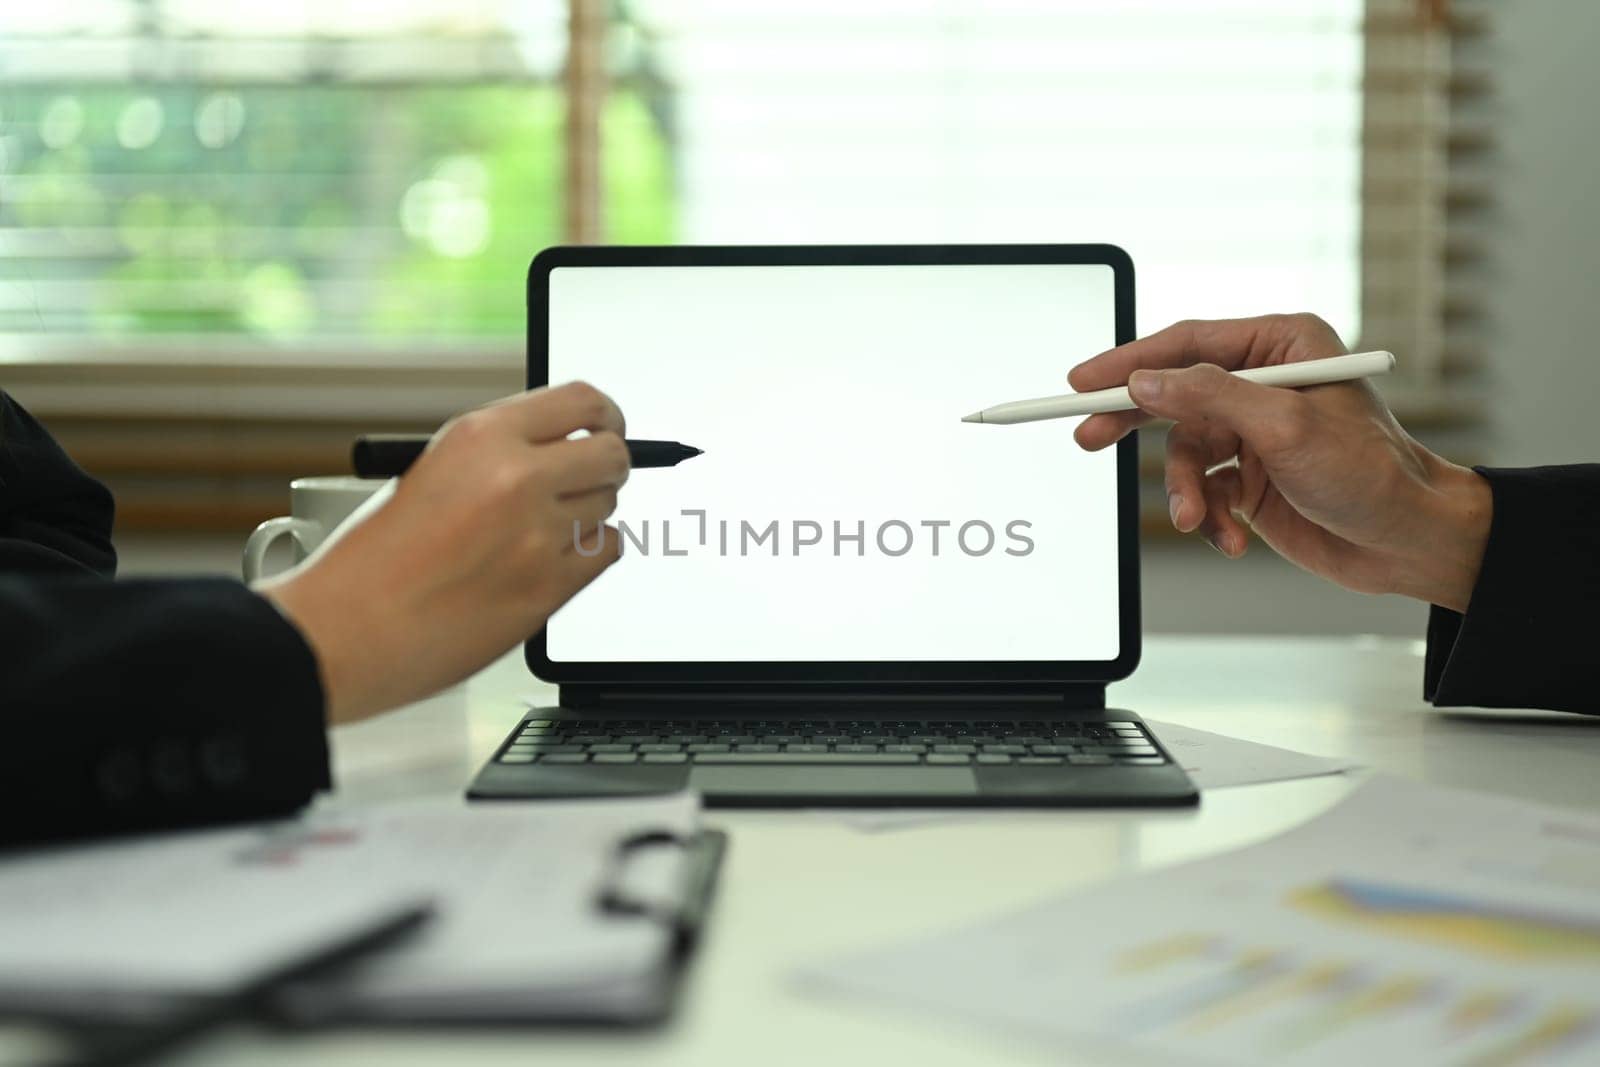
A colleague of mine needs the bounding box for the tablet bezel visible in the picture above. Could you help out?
[525,244,1140,685]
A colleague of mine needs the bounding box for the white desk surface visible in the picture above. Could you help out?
[74,636,1600,1065]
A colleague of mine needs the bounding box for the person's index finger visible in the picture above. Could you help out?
[495,381,626,443]
[1068,329,1192,393]
[1067,320,1209,392]
[1066,317,1274,392]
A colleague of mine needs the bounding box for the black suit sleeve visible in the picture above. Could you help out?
[1424,465,1600,715]
[0,577,332,847]
[2,389,331,847]
[0,390,117,577]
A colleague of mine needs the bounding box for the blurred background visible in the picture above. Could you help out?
[1,0,1594,636]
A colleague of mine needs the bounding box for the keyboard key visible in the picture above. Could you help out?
[525,719,554,727]
[1004,736,1049,745]
[540,753,589,764]
[614,735,660,745]
[664,735,709,745]
[1105,722,1138,729]
[586,743,635,754]
[884,744,928,755]
[982,744,1027,755]
[933,744,977,754]
[926,753,971,765]
[1029,744,1075,755]
[764,734,806,745]
[955,735,1000,745]
[1068,754,1114,766]
[1084,745,1158,757]
[1019,757,1064,765]
[835,744,881,754]
[637,744,683,753]
[975,754,1013,765]
[721,736,759,745]
[498,753,537,763]
[783,744,830,755]
[643,753,689,764]
[1115,756,1168,766]
[734,744,781,753]
[518,743,585,754]
[687,744,731,754]
[854,735,897,745]
[592,753,639,764]
[811,734,851,745]
[568,735,611,745]
[906,735,950,744]
[693,753,920,765]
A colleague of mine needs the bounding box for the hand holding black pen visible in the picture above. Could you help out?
[260,382,644,725]
[353,434,703,479]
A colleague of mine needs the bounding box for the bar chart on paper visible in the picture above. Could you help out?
[803,778,1600,1066]
[1106,919,1600,1064]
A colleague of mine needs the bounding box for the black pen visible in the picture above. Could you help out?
[352,434,703,478]
[68,900,435,1067]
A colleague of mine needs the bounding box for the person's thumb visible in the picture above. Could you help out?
[1127,363,1310,458]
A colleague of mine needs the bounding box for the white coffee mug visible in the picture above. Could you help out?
[242,476,390,582]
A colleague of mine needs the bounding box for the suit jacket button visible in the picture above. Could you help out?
[95,750,140,802]
[149,741,193,794]
[199,737,248,787]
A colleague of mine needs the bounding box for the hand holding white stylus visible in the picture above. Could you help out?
[1052,313,1493,616]
[961,350,1396,425]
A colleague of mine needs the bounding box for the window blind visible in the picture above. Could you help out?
[1359,0,1490,420]
[633,0,1367,346]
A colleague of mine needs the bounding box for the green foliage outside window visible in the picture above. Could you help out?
[1,83,676,341]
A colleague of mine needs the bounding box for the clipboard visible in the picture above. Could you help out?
[0,796,721,1037]
[587,827,729,1026]
[273,826,729,1028]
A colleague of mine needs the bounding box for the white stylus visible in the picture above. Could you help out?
[960,350,1396,426]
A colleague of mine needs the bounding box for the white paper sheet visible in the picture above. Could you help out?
[1142,720,1359,790]
[825,720,1360,832]
[801,776,1600,1065]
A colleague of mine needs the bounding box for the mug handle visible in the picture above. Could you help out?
[242,516,320,582]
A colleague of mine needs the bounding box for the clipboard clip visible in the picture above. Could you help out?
[596,829,726,950]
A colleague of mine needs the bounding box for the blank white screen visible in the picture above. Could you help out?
[545,262,1121,662]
